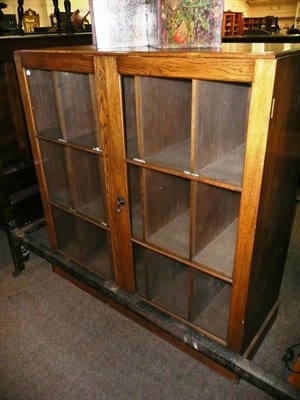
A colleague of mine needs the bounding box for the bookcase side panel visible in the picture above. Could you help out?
[227,59,277,353]
[241,54,300,354]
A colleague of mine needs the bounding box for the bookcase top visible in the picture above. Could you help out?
[15,42,300,60]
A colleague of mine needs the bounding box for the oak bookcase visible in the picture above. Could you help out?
[15,43,300,379]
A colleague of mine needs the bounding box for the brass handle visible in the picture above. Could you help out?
[116,196,126,213]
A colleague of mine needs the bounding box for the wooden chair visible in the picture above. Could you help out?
[71,10,90,30]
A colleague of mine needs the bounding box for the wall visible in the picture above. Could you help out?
[224,0,250,13]
[6,0,47,25]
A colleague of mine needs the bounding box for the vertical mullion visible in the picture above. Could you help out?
[52,71,68,140]
[134,76,144,160]
[188,80,196,323]
[89,73,101,150]
[94,55,135,293]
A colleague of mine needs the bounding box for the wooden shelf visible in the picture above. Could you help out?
[193,284,231,341]
[49,192,71,208]
[197,145,245,188]
[193,219,238,278]
[76,197,106,222]
[147,210,190,259]
[38,128,61,140]
[59,247,113,281]
[83,245,113,280]
[38,129,98,149]
[134,246,190,318]
[52,205,113,280]
[144,138,191,172]
[153,269,189,319]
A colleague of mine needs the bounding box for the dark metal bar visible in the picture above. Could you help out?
[6,220,26,276]
[21,217,45,234]
[17,0,24,33]
[64,0,74,33]
[12,227,300,400]
[0,158,25,275]
[0,2,7,35]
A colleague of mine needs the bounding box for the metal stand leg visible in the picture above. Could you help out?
[7,220,26,276]
[0,158,27,276]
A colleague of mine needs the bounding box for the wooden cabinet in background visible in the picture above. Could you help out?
[243,17,262,32]
[15,43,300,379]
[243,16,280,34]
[222,11,244,36]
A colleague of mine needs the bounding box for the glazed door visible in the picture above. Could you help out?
[18,55,117,285]
[96,54,253,345]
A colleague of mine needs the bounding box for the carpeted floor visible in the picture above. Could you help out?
[0,204,299,400]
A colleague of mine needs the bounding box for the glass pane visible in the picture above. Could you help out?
[52,206,114,280]
[40,142,107,223]
[27,70,99,149]
[194,80,250,187]
[192,183,240,278]
[191,269,231,341]
[143,170,190,259]
[27,70,61,139]
[39,140,72,208]
[134,244,189,319]
[124,76,191,172]
[53,72,99,148]
[65,147,107,223]
[122,76,138,158]
[52,205,79,259]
